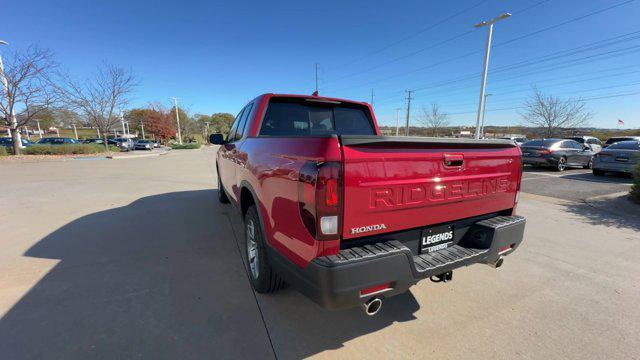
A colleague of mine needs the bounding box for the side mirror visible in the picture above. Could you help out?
[209,133,225,145]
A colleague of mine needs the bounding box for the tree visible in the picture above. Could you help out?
[420,103,449,137]
[0,46,57,154]
[520,88,593,137]
[144,105,176,142]
[210,113,234,135]
[59,64,137,151]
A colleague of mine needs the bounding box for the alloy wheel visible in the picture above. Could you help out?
[246,219,259,279]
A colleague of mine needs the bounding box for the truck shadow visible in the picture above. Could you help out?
[0,189,418,359]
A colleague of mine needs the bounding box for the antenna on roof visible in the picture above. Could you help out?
[312,90,319,96]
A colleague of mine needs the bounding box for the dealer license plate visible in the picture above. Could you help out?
[420,225,454,254]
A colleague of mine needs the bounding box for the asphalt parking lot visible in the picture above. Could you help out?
[522,166,633,202]
[1,148,639,359]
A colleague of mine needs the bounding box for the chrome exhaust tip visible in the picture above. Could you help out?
[487,256,504,269]
[362,297,383,316]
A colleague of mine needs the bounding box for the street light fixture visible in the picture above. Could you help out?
[473,13,511,139]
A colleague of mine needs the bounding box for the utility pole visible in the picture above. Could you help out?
[480,93,492,138]
[315,63,319,94]
[171,97,183,144]
[395,108,402,136]
[473,13,511,139]
[405,90,413,136]
[36,120,43,139]
[205,122,210,143]
[72,124,78,139]
[0,40,23,148]
[121,118,126,138]
[140,121,145,139]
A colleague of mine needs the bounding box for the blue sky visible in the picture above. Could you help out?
[4,0,639,128]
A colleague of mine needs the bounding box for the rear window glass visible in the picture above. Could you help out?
[260,99,375,136]
[605,137,633,145]
[522,139,560,147]
[565,137,584,143]
[607,141,639,150]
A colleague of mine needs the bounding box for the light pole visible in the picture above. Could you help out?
[140,121,145,139]
[0,40,24,148]
[36,120,43,139]
[171,97,182,144]
[395,108,402,136]
[473,13,511,139]
[72,124,78,139]
[480,93,492,138]
[205,121,210,143]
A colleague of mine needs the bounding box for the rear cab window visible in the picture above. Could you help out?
[259,97,376,137]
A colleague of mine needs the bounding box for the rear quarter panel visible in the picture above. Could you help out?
[239,137,342,267]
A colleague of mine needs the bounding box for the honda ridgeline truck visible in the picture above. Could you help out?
[211,93,525,315]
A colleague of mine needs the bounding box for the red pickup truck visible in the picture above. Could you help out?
[211,93,525,315]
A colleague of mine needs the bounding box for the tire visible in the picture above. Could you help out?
[217,171,230,203]
[583,157,593,169]
[556,157,567,172]
[244,205,285,293]
[593,169,605,176]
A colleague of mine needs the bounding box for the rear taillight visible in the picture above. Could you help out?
[298,161,342,240]
[540,149,552,154]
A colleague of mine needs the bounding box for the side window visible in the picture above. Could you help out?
[228,108,244,141]
[234,102,254,141]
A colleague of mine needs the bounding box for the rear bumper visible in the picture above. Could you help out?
[593,160,635,174]
[269,215,526,310]
[522,156,555,166]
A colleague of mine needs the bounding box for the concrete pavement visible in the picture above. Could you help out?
[1,148,639,359]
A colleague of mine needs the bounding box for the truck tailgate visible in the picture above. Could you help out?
[339,136,522,240]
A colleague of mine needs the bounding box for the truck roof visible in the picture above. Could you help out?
[261,93,370,106]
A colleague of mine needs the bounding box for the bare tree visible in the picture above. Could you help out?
[520,88,593,137]
[420,103,449,137]
[0,46,57,154]
[59,64,137,151]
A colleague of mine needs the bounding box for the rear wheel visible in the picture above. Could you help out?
[244,205,284,293]
[556,157,567,172]
[592,169,605,176]
[583,157,593,169]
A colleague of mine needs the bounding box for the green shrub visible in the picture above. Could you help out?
[0,146,8,156]
[631,163,640,203]
[22,144,113,155]
[170,143,201,150]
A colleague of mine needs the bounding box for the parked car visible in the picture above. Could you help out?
[0,137,35,147]
[603,136,640,148]
[211,93,525,314]
[563,136,603,153]
[499,135,527,146]
[83,138,105,144]
[151,140,160,148]
[521,139,595,171]
[37,137,81,145]
[111,137,134,151]
[134,139,153,150]
[592,140,639,176]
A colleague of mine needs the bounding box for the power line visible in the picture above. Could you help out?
[445,89,640,115]
[334,0,489,70]
[329,0,638,93]
[373,34,640,105]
